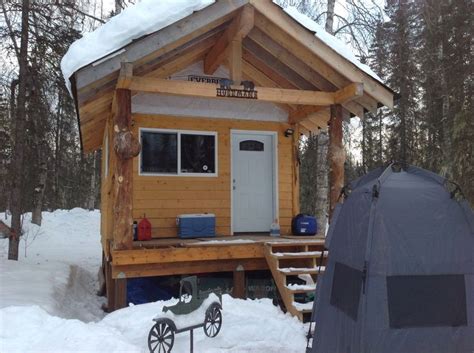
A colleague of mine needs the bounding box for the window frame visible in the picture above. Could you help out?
[103,131,109,179]
[138,127,218,177]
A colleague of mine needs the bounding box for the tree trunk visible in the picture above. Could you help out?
[315,132,329,233]
[31,159,47,226]
[115,0,123,14]
[312,0,337,232]
[325,0,336,34]
[378,111,383,163]
[328,104,344,221]
[8,0,30,260]
[439,27,451,178]
[88,152,98,210]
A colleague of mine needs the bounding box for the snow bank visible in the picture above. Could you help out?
[0,208,101,272]
[1,295,307,353]
[277,3,383,83]
[0,209,308,352]
[0,209,105,322]
[1,305,140,353]
[61,0,215,88]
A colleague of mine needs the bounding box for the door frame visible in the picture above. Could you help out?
[230,129,279,235]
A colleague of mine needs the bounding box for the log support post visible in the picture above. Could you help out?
[112,87,137,250]
[114,277,128,310]
[104,259,115,311]
[233,264,246,299]
[292,124,300,218]
[328,104,344,221]
[112,64,141,252]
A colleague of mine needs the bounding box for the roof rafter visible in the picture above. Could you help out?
[246,27,367,117]
[204,5,254,75]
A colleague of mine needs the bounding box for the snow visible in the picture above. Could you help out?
[277,3,383,83]
[279,266,326,273]
[0,209,308,352]
[292,301,314,311]
[286,283,316,291]
[61,0,215,89]
[273,251,327,257]
[200,239,255,245]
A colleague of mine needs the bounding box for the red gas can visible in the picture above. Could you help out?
[137,217,152,241]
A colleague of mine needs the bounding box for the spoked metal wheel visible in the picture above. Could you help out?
[148,319,175,353]
[204,304,222,338]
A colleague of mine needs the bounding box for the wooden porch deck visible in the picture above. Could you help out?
[110,234,325,279]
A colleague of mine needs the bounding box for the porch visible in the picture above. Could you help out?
[105,234,327,321]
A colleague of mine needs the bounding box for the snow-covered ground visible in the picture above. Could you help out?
[0,209,307,353]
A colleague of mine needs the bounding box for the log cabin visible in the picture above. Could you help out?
[62,0,395,320]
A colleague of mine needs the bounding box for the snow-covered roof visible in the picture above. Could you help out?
[61,0,382,88]
[280,5,382,83]
[60,0,215,87]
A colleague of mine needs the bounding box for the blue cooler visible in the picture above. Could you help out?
[292,214,317,235]
[177,214,216,238]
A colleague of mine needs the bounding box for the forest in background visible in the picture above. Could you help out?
[0,0,472,246]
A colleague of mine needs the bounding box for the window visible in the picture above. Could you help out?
[330,262,364,321]
[240,140,264,151]
[181,134,215,174]
[141,131,178,174]
[140,129,217,176]
[387,274,467,328]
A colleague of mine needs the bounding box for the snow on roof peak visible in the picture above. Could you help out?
[61,0,215,90]
[277,3,383,83]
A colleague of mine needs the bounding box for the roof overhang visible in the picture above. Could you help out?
[69,0,395,153]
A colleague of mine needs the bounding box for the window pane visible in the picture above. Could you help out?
[387,274,467,328]
[330,262,363,321]
[181,134,215,174]
[240,140,264,151]
[141,131,177,174]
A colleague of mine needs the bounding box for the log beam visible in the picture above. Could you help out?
[289,105,325,124]
[328,104,345,221]
[288,84,362,124]
[125,76,338,106]
[204,5,254,75]
[334,82,363,104]
[116,62,133,89]
[229,38,243,82]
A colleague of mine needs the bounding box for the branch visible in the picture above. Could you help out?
[58,2,106,24]
[1,1,20,58]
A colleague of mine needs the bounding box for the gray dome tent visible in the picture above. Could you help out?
[310,163,474,353]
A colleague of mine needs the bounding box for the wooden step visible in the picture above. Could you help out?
[263,242,327,322]
[279,266,326,276]
[272,250,328,260]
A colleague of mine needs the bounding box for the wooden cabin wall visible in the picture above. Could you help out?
[131,114,295,238]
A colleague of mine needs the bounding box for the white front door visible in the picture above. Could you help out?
[232,132,275,233]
